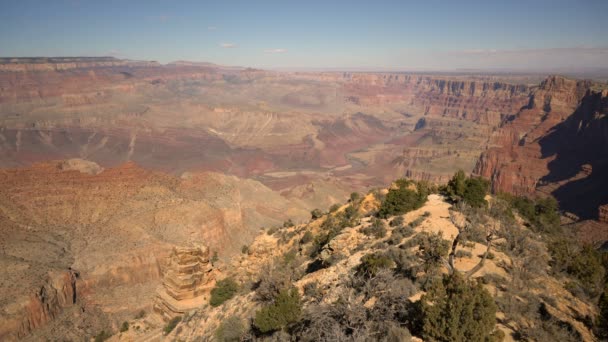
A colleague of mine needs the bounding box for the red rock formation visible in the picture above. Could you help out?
[474,76,608,220]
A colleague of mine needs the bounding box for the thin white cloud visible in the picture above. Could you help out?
[208,26,217,31]
[220,43,237,48]
[264,48,287,54]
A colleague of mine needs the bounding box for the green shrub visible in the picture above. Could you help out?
[254,287,302,333]
[210,278,239,307]
[422,274,500,342]
[164,316,181,335]
[378,179,427,218]
[120,321,129,332]
[350,192,361,203]
[241,245,249,254]
[283,219,295,228]
[356,253,394,278]
[329,204,341,213]
[216,315,245,342]
[444,170,489,208]
[267,226,279,235]
[135,310,146,319]
[361,218,387,238]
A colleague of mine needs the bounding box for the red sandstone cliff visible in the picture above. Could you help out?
[474,76,608,220]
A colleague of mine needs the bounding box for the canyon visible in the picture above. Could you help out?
[1,57,607,340]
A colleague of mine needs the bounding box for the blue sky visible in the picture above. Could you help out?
[1,0,607,70]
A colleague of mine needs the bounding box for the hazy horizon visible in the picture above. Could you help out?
[1,0,607,71]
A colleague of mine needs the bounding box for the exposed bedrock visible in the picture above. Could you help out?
[474,76,608,220]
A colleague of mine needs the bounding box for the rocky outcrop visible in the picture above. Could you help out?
[154,245,218,320]
[0,269,79,341]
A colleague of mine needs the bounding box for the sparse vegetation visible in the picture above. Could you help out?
[164,316,182,335]
[361,217,387,238]
[216,315,245,342]
[120,321,129,332]
[94,330,112,342]
[210,278,239,307]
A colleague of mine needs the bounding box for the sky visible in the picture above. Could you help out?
[1,0,607,71]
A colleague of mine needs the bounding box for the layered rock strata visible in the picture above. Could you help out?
[154,245,218,320]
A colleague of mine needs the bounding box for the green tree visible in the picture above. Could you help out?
[254,287,302,333]
[446,170,467,201]
[462,177,490,208]
[210,278,239,307]
[378,179,427,218]
[422,273,501,342]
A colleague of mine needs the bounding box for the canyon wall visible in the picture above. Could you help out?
[474,76,608,220]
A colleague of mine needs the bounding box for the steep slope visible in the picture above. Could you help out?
[0,160,309,341]
[474,76,608,221]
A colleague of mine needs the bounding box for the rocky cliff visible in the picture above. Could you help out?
[474,76,608,220]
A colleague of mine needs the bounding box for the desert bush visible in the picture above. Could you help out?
[164,316,181,335]
[361,217,387,238]
[416,232,451,273]
[310,208,323,220]
[303,281,323,301]
[241,245,249,254]
[254,287,302,333]
[120,321,129,332]
[356,252,394,278]
[94,330,112,342]
[135,310,145,319]
[292,288,368,341]
[408,216,425,228]
[390,216,404,227]
[215,315,245,342]
[455,250,472,258]
[300,231,313,244]
[210,278,239,307]
[283,219,295,228]
[329,203,341,213]
[421,273,501,342]
[350,192,361,203]
[267,226,279,235]
[255,263,292,302]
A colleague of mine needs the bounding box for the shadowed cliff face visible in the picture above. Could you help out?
[474,76,608,220]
